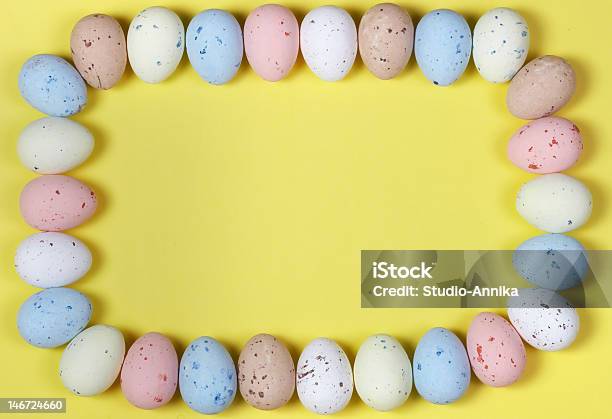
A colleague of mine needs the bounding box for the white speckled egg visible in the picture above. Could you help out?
[508,288,579,351]
[516,174,592,233]
[60,324,125,396]
[296,337,353,414]
[18,117,94,174]
[127,7,185,83]
[300,6,357,81]
[354,334,411,411]
[15,232,92,288]
[473,8,529,83]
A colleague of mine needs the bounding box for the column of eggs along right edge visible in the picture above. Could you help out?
[13,3,590,415]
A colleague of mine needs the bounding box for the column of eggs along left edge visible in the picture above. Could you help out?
[13,3,588,415]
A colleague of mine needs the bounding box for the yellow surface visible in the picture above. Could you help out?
[1,0,610,417]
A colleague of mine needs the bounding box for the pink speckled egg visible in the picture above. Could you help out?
[466,312,526,387]
[70,14,127,89]
[120,332,178,409]
[244,5,299,81]
[20,175,97,231]
[508,117,583,174]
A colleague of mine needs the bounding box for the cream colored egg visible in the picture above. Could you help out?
[127,7,185,83]
[59,325,125,396]
[516,174,592,233]
[354,334,411,411]
[18,117,94,174]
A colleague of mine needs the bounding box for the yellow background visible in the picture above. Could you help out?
[1,0,610,417]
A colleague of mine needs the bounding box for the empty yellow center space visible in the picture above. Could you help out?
[0,1,611,418]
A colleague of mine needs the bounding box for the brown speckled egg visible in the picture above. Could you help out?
[506,55,576,119]
[70,14,126,89]
[238,334,295,410]
[358,3,414,79]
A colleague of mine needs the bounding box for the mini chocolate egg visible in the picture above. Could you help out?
[508,288,579,351]
[300,6,357,82]
[414,9,471,86]
[508,117,583,174]
[60,324,125,396]
[15,232,92,288]
[18,117,94,174]
[467,312,526,387]
[179,336,236,414]
[354,334,411,411]
[17,287,92,348]
[244,5,299,81]
[127,7,185,83]
[413,328,470,404]
[512,234,588,291]
[358,3,414,80]
[296,337,353,414]
[70,14,126,89]
[473,8,529,83]
[19,175,98,231]
[238,334,295,410]
[507,56,576,119]
[121,332,178,409]
[18,55,87,117]
[186,10,243,85]
[516,173,592,233]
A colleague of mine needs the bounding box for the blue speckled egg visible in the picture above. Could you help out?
[513,234,588,291]
[179,336,236,414]
[17,287,92,348]
[413,327,470,404]
[414,10,472,86]
[18,55,87,116]
[186,10,243,85]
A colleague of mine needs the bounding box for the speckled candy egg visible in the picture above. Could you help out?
[17,287,92,348]
[414,9,471,86]
[301,6,357,82]
[18,117,94,174]
[70,14,126,89]
[513,234,588,290]
[358,4,414,80]
[413,328,470,404]
[516,173,592,233]
[507,55,576,119]
[15,232,92,288]
[473,8,529,83]
[18,54,87,117]
[244,5,299,82]
[127,7,185,84]
[508,288,579,351]
[296,337,353,414]
[467,312,526,387]
[508,117,583,174]
[354,334,411,411]
[60,324,125,396]
[121,332,178,409]
[179,336,236,414]
[238,334,295,410]
[20,175,97,231]
[186,10,243,85]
